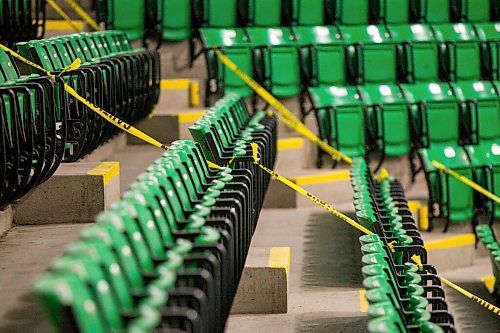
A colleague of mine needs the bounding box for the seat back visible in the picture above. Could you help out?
[162,0,191,40]
[333,0,370,25]
[243,0,283,27]
[376,0,410,24]
[102,0,145,40]
[197,0,238,28]
[414,0,451,23]
[289,0,330,26]
[456,0,491,22]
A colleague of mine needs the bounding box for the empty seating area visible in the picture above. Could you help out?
[0,30,159,209]
[33,94,277,332]
[351,158,456,332]
[2,2,500,333]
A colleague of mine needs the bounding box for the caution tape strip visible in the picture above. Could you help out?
[215,49,352,165]
[62,0,100,31]
[439,275,500,315]
[0,44,169,151]
[432,161,500,203]
[45,0,82,32]
[249,143,371,234]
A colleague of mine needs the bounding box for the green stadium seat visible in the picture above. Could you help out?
[475,22,500,81]
[454,81,500,220]
[413,0,452,23]
[402,82,475,226]
[247,27,301,98]
[98,0,146,41]
[288,0,331,26]
[389,24,439,84]
[162,0,192,41]
[240,0,283,27]
[199,28,254,105]
[454,0,494,22]
[375,0,411,24]
[193,0,238,28]
[433,23,482,82]
[332,0,371,25]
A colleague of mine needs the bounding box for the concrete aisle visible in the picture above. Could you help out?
[225,208,369,333]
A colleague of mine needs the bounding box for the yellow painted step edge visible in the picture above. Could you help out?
[278,137,304,151]
[293,170,350,186]
[161,79,190,90]
[46,19,84,31]
[424,233,475,251]
[268,247,291,277]
[481,275,495,294]
[178,111,206,123]
[359,289,369,313]
[88,162,120,185]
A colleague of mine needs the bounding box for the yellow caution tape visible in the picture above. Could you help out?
[411,254,424,272]
[387,240,396,253]
[0,44,170,151]
[45,0,82,32]
[250,144,371,235]
[432,161,500,203]
[439,275,500,315]
[62,0,100,31]
[215,49,352,165]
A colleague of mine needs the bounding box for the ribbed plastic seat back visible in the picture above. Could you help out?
[242,0,283,27]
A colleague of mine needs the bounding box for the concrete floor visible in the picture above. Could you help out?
[0,144,498,333]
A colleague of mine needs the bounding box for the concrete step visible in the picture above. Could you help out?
[127,108,207,145]
[263,168,352,209]
[45,0,94,20]
[44,19,85,38]
[158,79,201,110]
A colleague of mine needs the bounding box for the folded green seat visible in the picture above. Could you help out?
[412,0,453,23]
[453,0,498,22]
[34,95,277,333]
[475,22,500,82]
[0,48,67,210]
[476,225,500,303]
[350,158,456,332]
[17,31,161,162]
[161,0,192,41]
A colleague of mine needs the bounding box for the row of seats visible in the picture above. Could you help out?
[33,95,277,332]
[476,224,500,304]
[17,31,161,162]
[0,31,159,210]
[0,0,45,47]
[96,0,500,43]
[351,158,456,332]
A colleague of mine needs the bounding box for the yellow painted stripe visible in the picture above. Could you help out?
[189,81,200,107]
[268,247,291,277]
[45,19,84,31]
[425,233,475,251]
[359,290,369,313]
[161,79,190,90]
[293,170,350,186]
[88,162,120,185]
[178,111,206,123]
[408,200,422,213]
[481,275,496,294]
[278,137,304,151]
[418,205,429,231]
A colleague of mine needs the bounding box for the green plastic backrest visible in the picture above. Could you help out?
[52,256,125,330]
[110,0,145,40]
[367,317,404,333]
[133,175,179,238]
[164,153,200,203]
[292,0,326,26]
[33,273,107,333]
[205,0,237,28]
[315,44,346,86]
[162,0,191,41]
[421,0,450,23]
[108,202,158,275]
[460,0,490,22]
[221,47,254,97]
[380,0,410,24]
[81,222,146,294]
[249,0,282,27]
[67,240,135,312]
[337,0,370,25]
[121,195,169,261]
[0,50,20,83]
